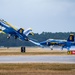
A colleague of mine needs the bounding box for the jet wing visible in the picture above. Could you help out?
[0,19,17,31]
[0,20,16,34]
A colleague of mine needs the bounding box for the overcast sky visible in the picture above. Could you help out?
[0,0,75,33]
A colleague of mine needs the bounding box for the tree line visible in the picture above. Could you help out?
[0,32,75,47]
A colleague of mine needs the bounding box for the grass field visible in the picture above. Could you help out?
[0,47,67,55]
[0,47,74,75]
[0,63,75,75]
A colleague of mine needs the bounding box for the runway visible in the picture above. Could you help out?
[0,55,75,63]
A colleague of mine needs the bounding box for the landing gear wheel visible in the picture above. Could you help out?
[7,36,10,39]
[67,51,71,55]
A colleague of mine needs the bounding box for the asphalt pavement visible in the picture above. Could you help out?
[0,55,75,63]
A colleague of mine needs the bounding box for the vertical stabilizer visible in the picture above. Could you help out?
[67,34,74,42]
[17,28,24,34]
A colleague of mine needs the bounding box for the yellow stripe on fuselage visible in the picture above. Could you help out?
[5,22,17,30]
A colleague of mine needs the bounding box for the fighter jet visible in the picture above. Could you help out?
[0,19,34,41]
[30,34,75,51]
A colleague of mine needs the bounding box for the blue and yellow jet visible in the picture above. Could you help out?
[0,19,34,41]
[30,34,75,51]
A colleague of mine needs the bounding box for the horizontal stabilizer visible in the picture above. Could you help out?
[23,28,33,36]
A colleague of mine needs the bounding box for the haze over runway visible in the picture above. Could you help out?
[0,55,75,63]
